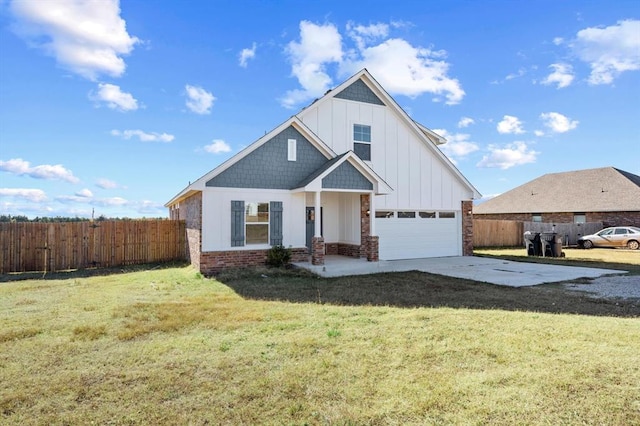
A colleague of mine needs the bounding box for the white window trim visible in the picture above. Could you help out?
[245,202,269,245]
[287,139,296,162]
[353,123,372,144]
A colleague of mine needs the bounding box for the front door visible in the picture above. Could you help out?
[305,207,322,251]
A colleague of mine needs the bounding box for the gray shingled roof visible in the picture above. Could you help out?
[474,167,640,214]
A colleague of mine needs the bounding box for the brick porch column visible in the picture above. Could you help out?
[366,235,379,262]
[360,194,370,258]
[361,193,379,262]
[462,200,473,256]
[311,236,325,265]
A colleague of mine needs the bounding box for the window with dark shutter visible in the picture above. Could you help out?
[270,201,283,245]
[231,200,245,246]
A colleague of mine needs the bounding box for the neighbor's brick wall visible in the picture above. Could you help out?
[461,200,473,256]
[587,211,640,227]
[474,211,640,227]
[200,247,308,275]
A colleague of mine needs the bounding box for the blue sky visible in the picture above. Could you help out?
[1,0,638,219]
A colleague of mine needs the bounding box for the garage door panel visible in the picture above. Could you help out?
[376,217,460,260]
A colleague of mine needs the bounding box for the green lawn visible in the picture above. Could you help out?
[1,265,639,425]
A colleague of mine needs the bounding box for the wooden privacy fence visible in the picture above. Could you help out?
[0,220,186,274]
[473,219,524,247]
[523,221,603,246]
[473,219,604,247]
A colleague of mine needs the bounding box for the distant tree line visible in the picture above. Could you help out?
[0,215,167,223]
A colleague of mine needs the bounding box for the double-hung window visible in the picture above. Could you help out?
[231,201,283,247]
[245,202,269,244]
[353,124,371,161]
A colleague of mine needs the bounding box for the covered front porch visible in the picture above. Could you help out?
[302,191,379,266]
[291,150,392,266]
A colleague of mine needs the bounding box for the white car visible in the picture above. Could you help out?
[578,226,640,250]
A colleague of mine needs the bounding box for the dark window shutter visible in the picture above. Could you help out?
[270,201,283,246]
[231,200,245,247]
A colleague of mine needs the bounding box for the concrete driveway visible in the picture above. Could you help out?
[294,255,627,287]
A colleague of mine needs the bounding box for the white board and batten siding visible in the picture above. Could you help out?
[299,97,473,211]
[299,95,472,260]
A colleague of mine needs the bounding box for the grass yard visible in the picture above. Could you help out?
[1,264,639,425]
[475,247,640,275]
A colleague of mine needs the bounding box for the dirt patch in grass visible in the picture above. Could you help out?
[217,267,639,318]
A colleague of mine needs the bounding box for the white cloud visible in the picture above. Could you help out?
[92,196,128,207]
[281,21,343,108]
[96,178,118,189]
[457,117,475,128]
[281,20,465,108]
[505,68,526,80]
[477,141,538,169]
[432,128,479,162]
[0,188,47,202]
[239,42,257,68]
[204,139,232,154]
[0,158,79,183]
[541,63,575,88]
[341,38,464,105]
[496,115,525,134]
[553,37,564,46]
[573,19,640,85]
[534,130,545,137]
[111,129,174,142]
[346,21,389,49]
[76,188,93,198]
[91,83,138,111]
[9,0,139,80]
[185,85,215,114]
[540,112,579,133]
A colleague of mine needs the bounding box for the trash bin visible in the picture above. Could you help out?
[540,232,555,256]
[524,232,542,256]
[540,232,565,257]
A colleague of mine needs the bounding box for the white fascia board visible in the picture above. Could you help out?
[302,68,478,198]
[297,151,393,195]
[415,122,447,145]
[290,119,337,159]
[164,116,336,206]
[164,188,200,207]
[345,152,393,195]
[355,71,481,199]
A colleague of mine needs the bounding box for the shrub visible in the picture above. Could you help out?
[266,245,292,267]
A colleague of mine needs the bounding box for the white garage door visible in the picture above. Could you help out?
[376,211,461,260]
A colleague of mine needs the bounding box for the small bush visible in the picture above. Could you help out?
[266,245,292,268]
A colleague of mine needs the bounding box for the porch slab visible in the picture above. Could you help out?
[292,255,627,287]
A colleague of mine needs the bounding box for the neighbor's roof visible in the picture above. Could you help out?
[474,167,640,214]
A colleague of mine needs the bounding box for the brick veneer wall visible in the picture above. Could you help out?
[178,192,202,269]
[474,211,640,227]
[359,194,379,262]
[365,236,379,261]
[200,247,309,275]
[326,243,360,257]
[461,200,473,256]
[360,194,370,258]
[311,237,325,265]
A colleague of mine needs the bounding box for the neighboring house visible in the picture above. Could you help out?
[474,167,640,227]
[165,69,481,274]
